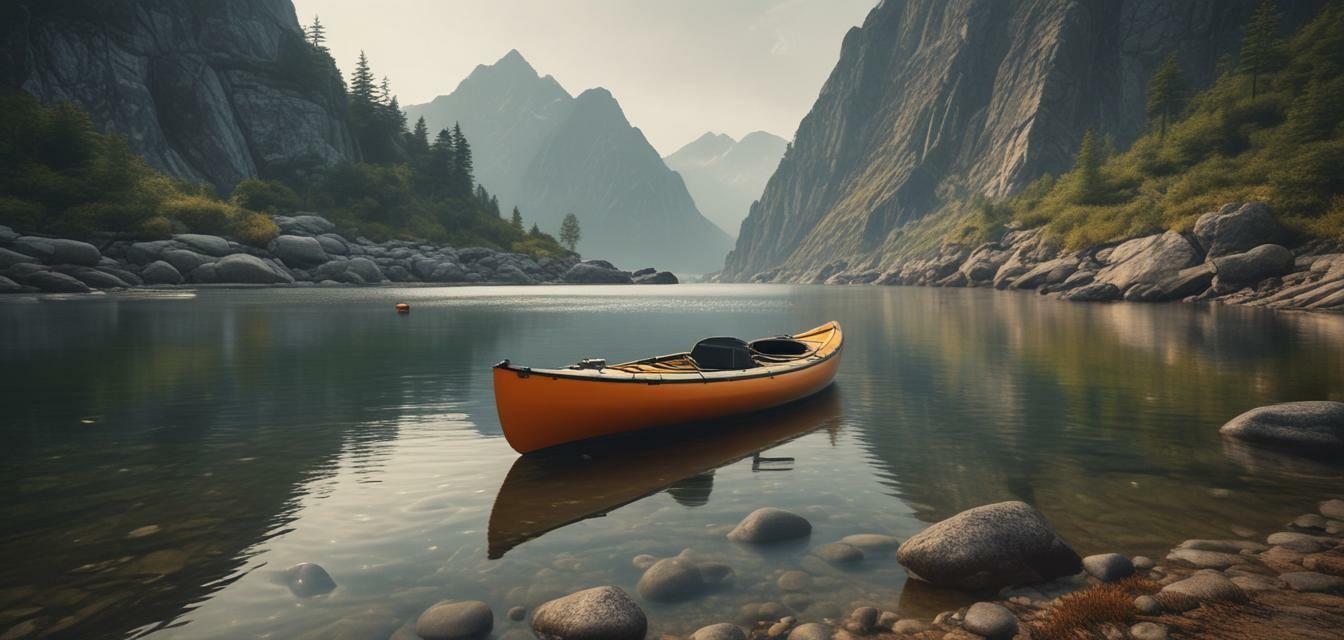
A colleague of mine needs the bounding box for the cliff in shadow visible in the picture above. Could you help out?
[1,0,357,193]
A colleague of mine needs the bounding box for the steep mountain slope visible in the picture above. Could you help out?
[405,52,731,272]
[722,0,1325,282]
[665,131,787,237]
[403,50,571,208]
[1,0,356,193]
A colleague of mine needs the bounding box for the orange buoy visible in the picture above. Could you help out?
[395,303,410,313]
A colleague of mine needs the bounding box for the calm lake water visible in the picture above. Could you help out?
[2,284,1342,639]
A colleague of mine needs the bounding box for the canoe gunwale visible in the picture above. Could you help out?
[493,323,842,386]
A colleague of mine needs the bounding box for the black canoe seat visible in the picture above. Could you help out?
[690,337,758,371]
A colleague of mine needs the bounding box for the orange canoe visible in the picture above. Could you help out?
[492,322,843,453]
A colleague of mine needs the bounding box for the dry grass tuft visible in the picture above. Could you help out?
[1027,576,1162,640]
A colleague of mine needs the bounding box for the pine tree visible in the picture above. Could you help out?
[307,15,327,51]
[489,195,500,218]
[529,223,542,237]
[407,117,429,156]
[379,77,392,106]
[510,207,524,234]
[350,51,376,106]
[559,213,581,251]
[1240,0,1284,99]
[1072,129,1101,203]
[387,95,406,132]
[1146,53,1186,138]
[429,128,456,196]
[450,122,474,196]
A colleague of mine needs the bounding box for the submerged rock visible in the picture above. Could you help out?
[786,623,830,640]
[415,600,493,640]
[839,533,900,550]
[727,508,812,544]
[690,623,745,640]
[532,586,646,640]
[1218,401,1344,451]
[284,562,337,597]
[637,558,705,602]
[813,542,863,565]
[896,501,1082,590]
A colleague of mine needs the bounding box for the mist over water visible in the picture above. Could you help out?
[2,285,1341,639]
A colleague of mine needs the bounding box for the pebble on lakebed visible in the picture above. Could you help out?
[532,586,646,640]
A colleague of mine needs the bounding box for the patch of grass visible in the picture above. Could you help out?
[956,4,1344,250]
[1028,576,1160,640]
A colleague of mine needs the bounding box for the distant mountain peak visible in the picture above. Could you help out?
[495,49,534,73]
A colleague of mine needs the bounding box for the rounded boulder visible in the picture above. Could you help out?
[896,501,1082,590]
[727,508,812,544]
[1218,401,1344,451]
[415,600,493,640]
[532,586,646,640]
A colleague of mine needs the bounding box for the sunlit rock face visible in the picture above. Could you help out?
[1,0,357,192]
[722,0,1325,282]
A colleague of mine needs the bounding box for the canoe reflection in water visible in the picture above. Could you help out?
[487,387,843,558]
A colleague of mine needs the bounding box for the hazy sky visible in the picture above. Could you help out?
[290,0,875,155]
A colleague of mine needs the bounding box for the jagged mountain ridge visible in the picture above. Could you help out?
[664,131,788,238]
[1,0,356,193]
[405,51,732,273]
[722,0,1326,282]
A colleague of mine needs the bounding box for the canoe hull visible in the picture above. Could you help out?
[493,324,842,453]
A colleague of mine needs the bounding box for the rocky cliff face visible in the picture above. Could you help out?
[664,131,787,238]
[1,0,357,193]
[405,51,732,273]
[722,0,1324,282]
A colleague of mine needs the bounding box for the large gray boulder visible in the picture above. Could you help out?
[316,234,349,256]
[415,600,493,640]
[1060,282,1121,302]
[494,263,535,284]
[0,275,22,292]
[17,269,90,293]
[727,508,812,543]
[1095,232,1200,293]
[532,586,646,640]
[0,248,39,268]
[636,558,705,602]
[141,260,184,285]
[1012,256,1079,291]
[1212,244,1295,285]
[1194,202,1287,258]
[1126,263,1215,302]
[127,241,173,265]
[173,234,232,257]
[563,262,633,284]
[1218,401,1344,451]
[0,224,16,242]
[270,235,329,268]
[54,266,130,289]
[46,238,103,266]
[345,257,385,283]
[160,249,215,275]
[896,501,1082,590]
[276,214,337,236]
[634,271,678,285]
[215,254,291,284]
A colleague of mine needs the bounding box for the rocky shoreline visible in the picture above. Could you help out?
[0,214,678,295]
[262,402,1341,640]
[739,202,1344,314]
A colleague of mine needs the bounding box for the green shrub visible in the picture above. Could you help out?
[230,178,299,214]
[233,212,279,247]
[160,195,238,235]
[137,216,173,239]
